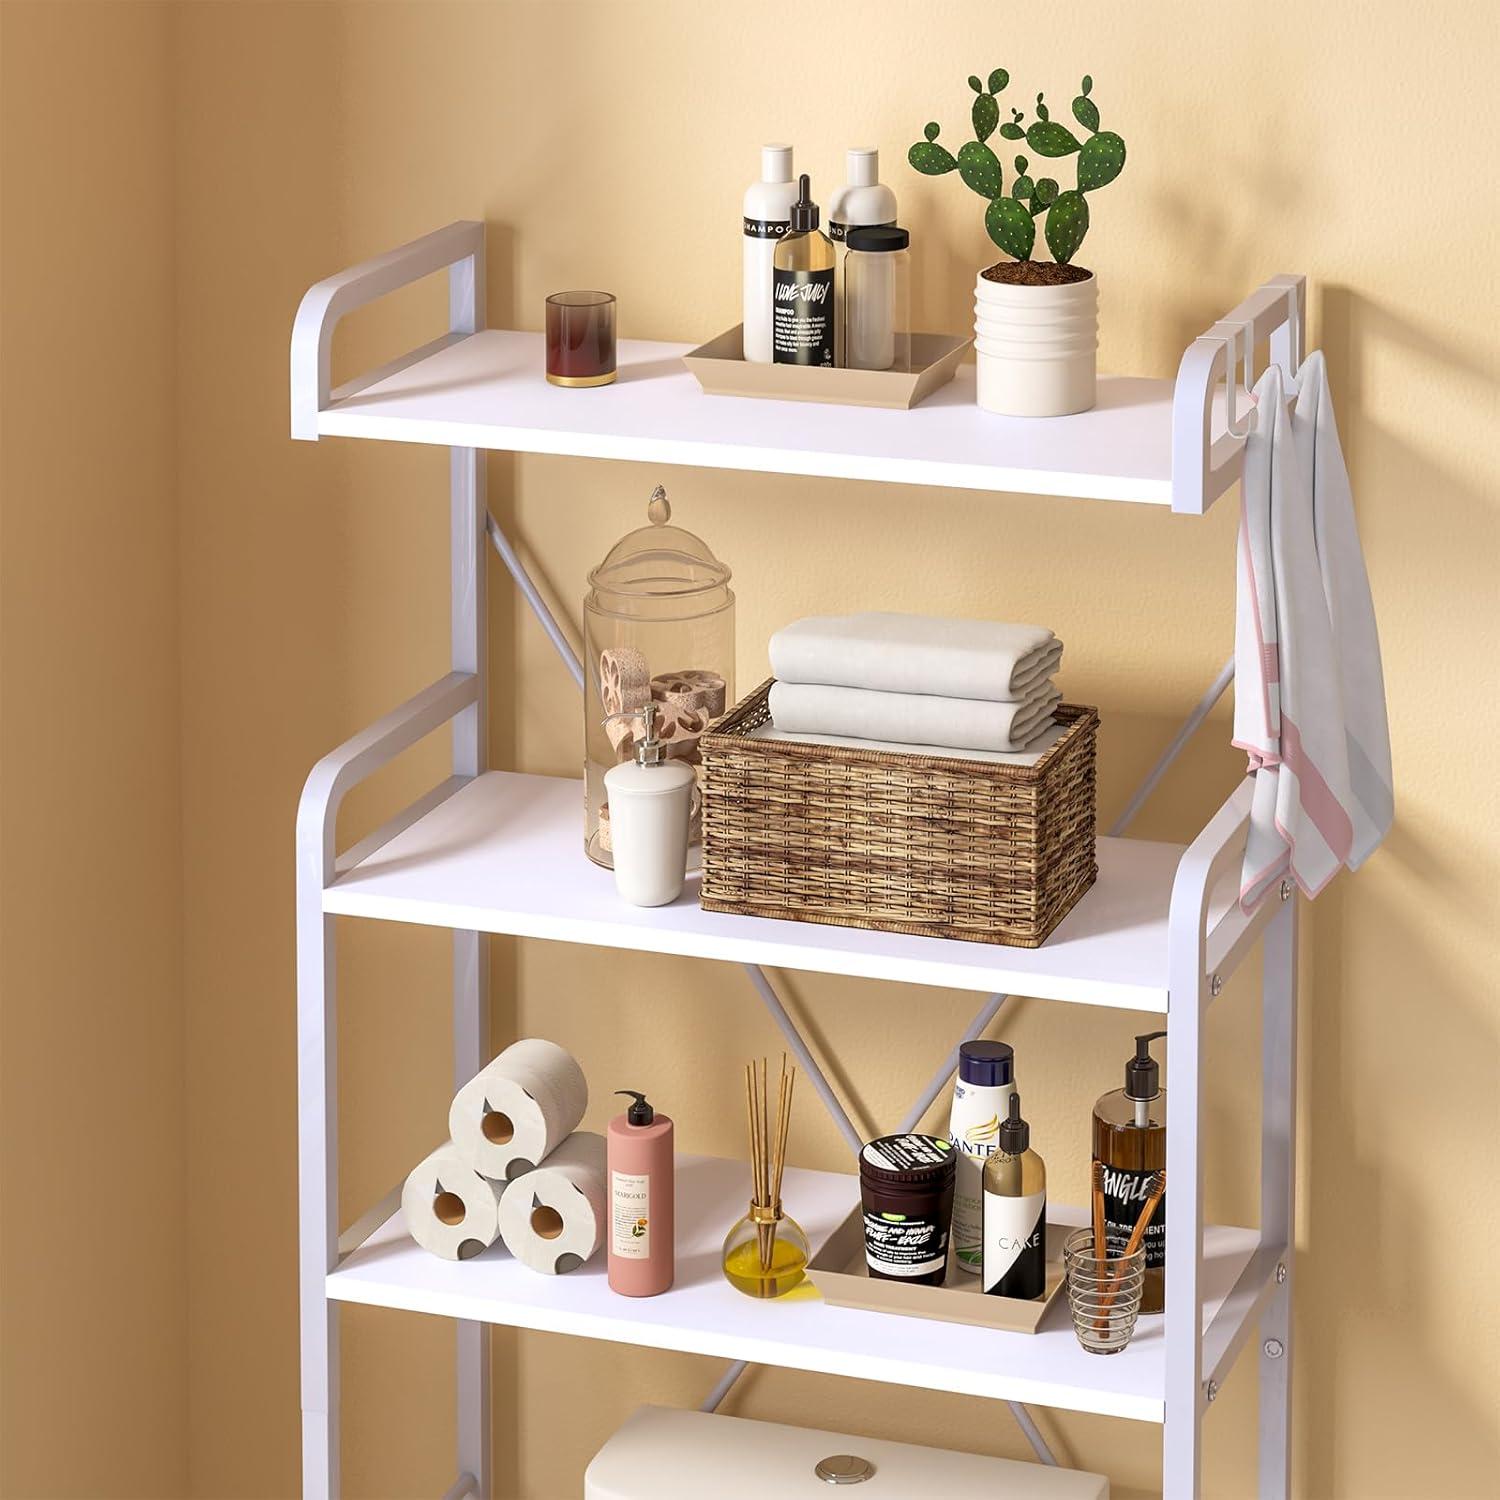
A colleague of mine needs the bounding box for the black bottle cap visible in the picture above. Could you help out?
[846,225,910,253]
[1125,1031,1168,1100]
[789,173,819,232]
[615,1089,654,1126]
[997,1092,1030,1155]
[958,1039,1014,1087]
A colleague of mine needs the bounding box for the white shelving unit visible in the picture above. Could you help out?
[292,219,1307,1500]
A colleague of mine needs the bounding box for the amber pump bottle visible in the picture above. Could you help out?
[1092,1031,1167,1313]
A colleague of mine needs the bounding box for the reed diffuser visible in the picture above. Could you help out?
[721,1056,810,1299]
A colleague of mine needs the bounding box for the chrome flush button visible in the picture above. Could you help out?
[815,1454,875,1484]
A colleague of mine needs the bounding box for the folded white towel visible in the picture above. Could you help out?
[749,717,1068,767]
[769,680,1061,754]
[769,613,1061,702]
[1234,354,1391,910]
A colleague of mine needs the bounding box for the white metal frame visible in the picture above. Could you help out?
[291,223,1305,1499]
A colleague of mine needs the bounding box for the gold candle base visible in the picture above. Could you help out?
[546,369,617,388]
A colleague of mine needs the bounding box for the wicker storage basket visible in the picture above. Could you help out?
[699,681,1098,948]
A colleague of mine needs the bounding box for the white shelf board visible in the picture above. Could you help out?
[317,330,1178,505]
[323,771,1187,1011]
[330,1153,1258,1423]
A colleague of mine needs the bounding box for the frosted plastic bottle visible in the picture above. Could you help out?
[742,144,798,363]
[828,148,897,365]
[947,1040,1015,1275]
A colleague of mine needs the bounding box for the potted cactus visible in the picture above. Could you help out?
[910,70,1125,416]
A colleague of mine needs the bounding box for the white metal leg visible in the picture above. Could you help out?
[1257,896,1296,1497]
[296,892,339,1498]
[1162,822,1221,1498]
[451,438,492,1498]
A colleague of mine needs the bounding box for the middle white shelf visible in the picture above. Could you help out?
[330,1153,1260,1424]
[324,770,1193,1011]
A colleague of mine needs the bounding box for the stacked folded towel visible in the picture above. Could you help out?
[767,613,1064,755]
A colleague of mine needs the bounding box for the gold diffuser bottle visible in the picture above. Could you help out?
[722,1057,810,1298]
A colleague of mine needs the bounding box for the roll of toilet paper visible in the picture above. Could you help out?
[498,1130,607,1275]
[401,1140,505,1261]
[449,1038,589,1182]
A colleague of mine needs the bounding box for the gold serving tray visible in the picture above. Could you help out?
[806,1204,1068,1335]
[682,326,972,410]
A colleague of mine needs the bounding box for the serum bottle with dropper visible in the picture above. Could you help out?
[772,174,835,367]
[1093,1031,1168,1312]
[982,1092,1047,1300]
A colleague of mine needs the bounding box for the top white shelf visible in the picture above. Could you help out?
[319,330,1178,505]
[292,222,1304,513]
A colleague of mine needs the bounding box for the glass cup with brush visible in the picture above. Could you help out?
[722,1056,810,1299]
[1065,1163,1165,1354]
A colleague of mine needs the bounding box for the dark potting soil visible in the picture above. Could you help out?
[982,260,1093,286]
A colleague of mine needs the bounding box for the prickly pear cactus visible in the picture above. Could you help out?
[957,140,1003,198]
[910,71,1125,263]
[1026,118,1081,157]
[970,80,999,143]
[908,122,958,175]
[1044,189,1090,264]
[1077,130,1126,191]
[986,195,1036,260]
[1072,75,1099,134]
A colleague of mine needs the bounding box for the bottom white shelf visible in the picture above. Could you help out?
[329,1154,1261,1423]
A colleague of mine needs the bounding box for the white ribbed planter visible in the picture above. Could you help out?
[973,269,1098,417]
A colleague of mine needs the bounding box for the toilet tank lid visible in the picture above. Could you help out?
[584,1406,1109,1500]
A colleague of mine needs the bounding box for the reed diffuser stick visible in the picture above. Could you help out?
[743,1055,796,1279]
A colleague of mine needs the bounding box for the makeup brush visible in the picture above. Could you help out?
[1100,1169,1165,1317]
[1091,1160,1107,1260]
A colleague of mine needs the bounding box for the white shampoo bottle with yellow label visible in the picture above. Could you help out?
[947,1040,1015,1275]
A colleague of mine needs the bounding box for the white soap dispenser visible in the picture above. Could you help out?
[602,702,696,907]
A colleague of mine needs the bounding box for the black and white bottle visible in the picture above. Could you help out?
[742,144,798,364]
[982,1092,1047,1300]
[771,175,834,367]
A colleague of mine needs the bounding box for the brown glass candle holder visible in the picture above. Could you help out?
[546,290,616,387]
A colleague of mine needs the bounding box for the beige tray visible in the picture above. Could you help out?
[806,1205,1067,1334]
[682,326,971,410]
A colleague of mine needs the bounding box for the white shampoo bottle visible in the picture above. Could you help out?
[947,1040,1016,1275]
[742,144,797,363]
[829,148,897,366]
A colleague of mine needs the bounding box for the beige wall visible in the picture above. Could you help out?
[3,2,1498,1496]
[0,4,188,1497]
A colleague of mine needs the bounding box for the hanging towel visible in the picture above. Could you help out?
[768,680,1061,754]
[769,613,1061,702]
[1234,355,1391,910]
[1300,352,1394,864]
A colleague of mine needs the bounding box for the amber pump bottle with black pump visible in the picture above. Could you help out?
[1093,1031,1168,1313]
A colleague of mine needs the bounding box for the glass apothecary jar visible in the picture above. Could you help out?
[583,485,734,868]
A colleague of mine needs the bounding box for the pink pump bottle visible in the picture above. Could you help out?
[607,1090,674,1296]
